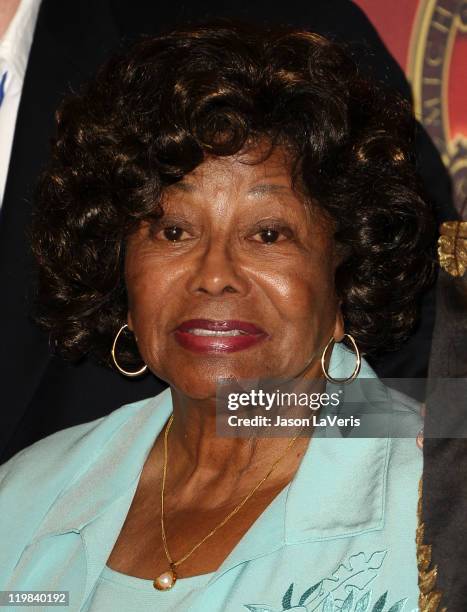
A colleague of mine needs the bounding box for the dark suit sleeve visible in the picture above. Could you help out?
[0,0,167,464]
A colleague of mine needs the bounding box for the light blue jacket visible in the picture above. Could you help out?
[0,346,422,612]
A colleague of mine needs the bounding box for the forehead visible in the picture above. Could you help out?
[165,145,297,195]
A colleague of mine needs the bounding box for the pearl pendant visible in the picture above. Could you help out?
[153,568,177,590]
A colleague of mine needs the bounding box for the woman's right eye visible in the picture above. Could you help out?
[155,226,191,242]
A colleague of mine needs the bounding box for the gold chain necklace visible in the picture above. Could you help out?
[153,413,303,590]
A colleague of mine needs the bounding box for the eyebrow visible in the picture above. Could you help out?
[247,184,291,196]
[169,182,291,195]
[171,181,196,192]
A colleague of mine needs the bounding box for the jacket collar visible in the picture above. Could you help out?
[29,344,389,595]
[32,390,173,540]
[285,346,388,543]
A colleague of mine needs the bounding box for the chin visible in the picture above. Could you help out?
[167,360,270,399]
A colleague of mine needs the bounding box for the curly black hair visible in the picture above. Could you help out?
[32,23,436,367]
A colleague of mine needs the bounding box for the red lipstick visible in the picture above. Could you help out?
[173,319,267,353]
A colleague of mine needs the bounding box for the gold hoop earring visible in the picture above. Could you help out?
[111,324,148,377]
[321,333,361,384]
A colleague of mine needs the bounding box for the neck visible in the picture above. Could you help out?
[161,361,324,509]
[0,0,20,40]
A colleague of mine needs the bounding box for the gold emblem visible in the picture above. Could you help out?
[408,0,467,215]
[438,220,467,276]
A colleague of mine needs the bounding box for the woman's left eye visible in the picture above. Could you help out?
[250,227,291,244]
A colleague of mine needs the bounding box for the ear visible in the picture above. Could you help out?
[333,305,345,342]
[127,311,134,332]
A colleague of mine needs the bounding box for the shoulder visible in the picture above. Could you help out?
[0,394,158,501]
[385,385,423,464]
[387,386,422,416]
[387,386,423,461]
[0,389,172,580]
[344,379,423,495]
[384,388,423,516]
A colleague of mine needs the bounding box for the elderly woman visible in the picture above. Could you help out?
[0,24,434,612]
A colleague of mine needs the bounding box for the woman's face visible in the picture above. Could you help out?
[125,145,344,399]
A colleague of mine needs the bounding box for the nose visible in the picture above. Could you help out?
[186,238,249,297]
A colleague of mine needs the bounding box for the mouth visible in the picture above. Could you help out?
[173,319,268,353]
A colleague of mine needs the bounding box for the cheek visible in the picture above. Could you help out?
[126,270,159,325]
[125,258,174,359]
[264,270,337,374]
[252,259,337,331]
[125,235,186,321]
